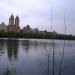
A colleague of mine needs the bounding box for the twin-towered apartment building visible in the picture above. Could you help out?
[0,14,56,35]
[7,14,20,32]
[0,14,39,33]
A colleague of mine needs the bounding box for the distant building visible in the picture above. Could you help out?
[53,30,57,35]
[0,14,55,35]
[23,25,33,32]
[0,22,7,32]
[33,28,39,33]
[14,15,20,32]
[7,14,20,32]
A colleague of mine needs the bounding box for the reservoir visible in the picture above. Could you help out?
[0,39,75,75]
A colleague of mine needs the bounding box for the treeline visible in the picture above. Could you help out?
[0,31,75,40]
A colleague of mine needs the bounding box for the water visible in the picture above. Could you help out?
[0,39,75,75]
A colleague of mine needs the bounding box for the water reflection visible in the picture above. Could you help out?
[0,39,5,56]
[3,68,16,75]
[22,40,30,53]
[0,39,75,75]
[7,39,18,61]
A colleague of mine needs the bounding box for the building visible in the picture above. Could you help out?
[0,22,7,32]
[7,14,20,32]
[0,14,54,35]
[23,25,33,32]
[33,28,39,33]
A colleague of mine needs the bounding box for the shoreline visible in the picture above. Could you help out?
[0,37,75,41]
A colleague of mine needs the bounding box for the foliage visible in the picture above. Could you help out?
[0,31,75,40]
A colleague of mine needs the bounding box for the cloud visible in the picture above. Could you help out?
[0,0,50,21]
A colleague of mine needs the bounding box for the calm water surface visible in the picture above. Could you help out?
[0,39,75,75]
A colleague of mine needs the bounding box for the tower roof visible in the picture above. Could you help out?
[10,14,14,19]
[16,15,19,19]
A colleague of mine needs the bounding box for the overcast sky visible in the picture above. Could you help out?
[0,0,75,34]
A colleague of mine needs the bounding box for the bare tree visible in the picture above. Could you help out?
[58,10,66,75]
[58,40,65,75]
[50,1,55,75]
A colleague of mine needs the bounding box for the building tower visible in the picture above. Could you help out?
[9,14,14,25]
[15,15,19,27]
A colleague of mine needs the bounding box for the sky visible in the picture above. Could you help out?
[0,0,75,34]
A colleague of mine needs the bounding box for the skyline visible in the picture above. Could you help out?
[0,0,75,34]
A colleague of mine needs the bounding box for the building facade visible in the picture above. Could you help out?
[7,14,20,32]
[23,25,33,32]
[0,14,50,34]
[0,22,7,32]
